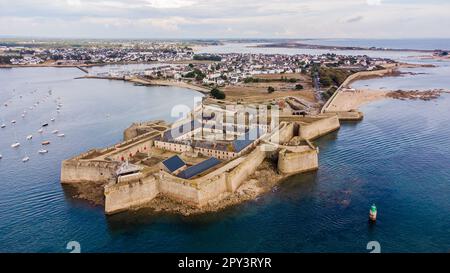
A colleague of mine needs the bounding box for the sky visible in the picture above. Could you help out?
[0,0,449,39]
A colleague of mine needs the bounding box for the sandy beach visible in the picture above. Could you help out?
[325,89,388,112]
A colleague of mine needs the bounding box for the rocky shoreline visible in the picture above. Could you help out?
[64,160,290,216]
[387,89,447,101]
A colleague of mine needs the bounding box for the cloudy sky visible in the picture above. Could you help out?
[0,0,449,39]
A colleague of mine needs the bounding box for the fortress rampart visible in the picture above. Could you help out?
[62,111,342,215]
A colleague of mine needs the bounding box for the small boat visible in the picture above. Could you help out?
[57,133,65,137]
[50,118,55,122]
[41,141,50,146]
[11,120,16,124]
[38,149,48,154]
[52,130,59,134]
[369,204,377,222]
[1,124,5,128]
[11,142,20,148]
[42,123,49,127]
[0,154,2,159]
[26,135,33,140]
[22,156,30,163]
[38,128,44,133]
[22,114,26,118]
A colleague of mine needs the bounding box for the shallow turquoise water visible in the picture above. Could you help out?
[1,48,450,252]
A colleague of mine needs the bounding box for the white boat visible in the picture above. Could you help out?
[52,130,59,134]
[11,142,20,148]
[38,128,44,133]
[22,114,25,118]
[11,120,16,124]
[38,149,48,154]
[26,135,33,140]
[0,154,2,159]
[1,124,5,128]
[22,156,30,162]
[57,133,65,137]
[51,118,55,122]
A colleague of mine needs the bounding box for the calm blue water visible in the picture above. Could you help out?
[196,42,426,60]
[1,40,450,253]
[353,60,450,90]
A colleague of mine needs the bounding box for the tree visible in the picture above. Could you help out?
[193,54,222,61]
[211,88,226,100]
[267,86,275,93]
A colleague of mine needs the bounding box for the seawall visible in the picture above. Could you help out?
[61,159,119,184]
[321,67,398,116]
[278,148,319,175]
[298,115,340,140]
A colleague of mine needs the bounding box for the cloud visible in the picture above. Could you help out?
[0,0,449,38]
[146,0,196,9]
[345,16,364,23]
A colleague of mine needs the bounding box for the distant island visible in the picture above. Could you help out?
[254,42,448,53]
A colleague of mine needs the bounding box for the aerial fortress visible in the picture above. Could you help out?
[61,100,343,215]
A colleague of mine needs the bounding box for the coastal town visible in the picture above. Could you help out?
[1,39,445,215]
[0,41,195,65]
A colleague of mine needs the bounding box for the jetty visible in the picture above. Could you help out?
[76,75,211,94]
[76,66,89,74]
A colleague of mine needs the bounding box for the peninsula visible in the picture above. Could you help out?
[52,43,444,215]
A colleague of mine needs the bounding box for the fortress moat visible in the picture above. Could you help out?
[61,103,341,215]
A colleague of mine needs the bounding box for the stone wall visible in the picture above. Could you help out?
[267,122,295,145]
[158,173,201,205]
[322,68,396,113]
[197,173,228,206]
[226,146,267,192]
[333,111,364,121]
[104,175,159,214]
[107,139,154,162]
[298,115,340,140]
[61,160,119,184]
[277,148,319,175]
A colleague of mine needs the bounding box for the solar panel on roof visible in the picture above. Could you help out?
[232,127,265,152]
[162,155,186,173]
[232,139,253,153]
[177,157,221,179]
